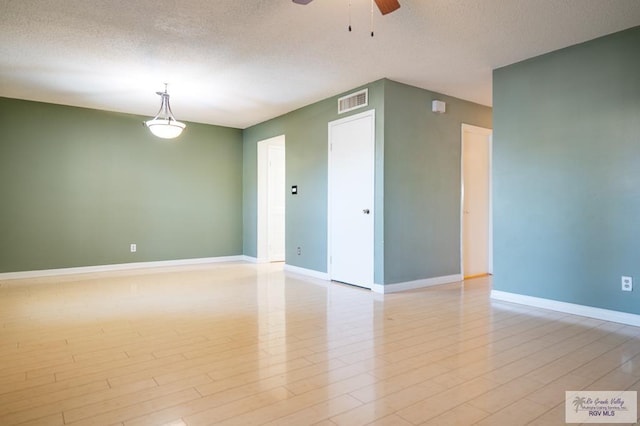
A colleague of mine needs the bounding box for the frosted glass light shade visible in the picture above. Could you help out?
[145,118,186,139]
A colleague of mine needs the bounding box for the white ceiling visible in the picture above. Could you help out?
[1,0,639,129]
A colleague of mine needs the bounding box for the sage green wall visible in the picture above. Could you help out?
[493,26,640,313]
[243,79,491,286]
[383,80,492,284]
[0,97,243,273]
[243,80,386,281]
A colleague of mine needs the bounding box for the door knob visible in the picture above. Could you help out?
[363,209,370,214]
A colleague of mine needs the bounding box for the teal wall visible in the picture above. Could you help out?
[383,80,492,284]
[0,97,243,273]
[243,79,491,285]
[243,80,386,281]
[493,26,640,314]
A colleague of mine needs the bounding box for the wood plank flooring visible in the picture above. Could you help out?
[1,262,639,425]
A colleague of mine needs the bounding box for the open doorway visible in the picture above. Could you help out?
[461,124,493,279]
[257,135,285,263]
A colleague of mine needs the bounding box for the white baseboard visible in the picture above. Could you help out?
[0,256,246,280]
[283,264,330,280]
[491,290,640,327]
[371,274,463,294]
[242,256,279,264]
[281,272,462,294]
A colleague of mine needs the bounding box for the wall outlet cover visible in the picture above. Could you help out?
[622,276,632,291]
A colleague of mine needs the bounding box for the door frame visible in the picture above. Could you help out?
[327,109,375,288]
[460,124,493,277]
[257,135,286,263]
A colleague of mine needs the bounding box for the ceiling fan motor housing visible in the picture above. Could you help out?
[292,0,400,15]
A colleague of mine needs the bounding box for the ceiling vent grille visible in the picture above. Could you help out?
[338,89,368,114]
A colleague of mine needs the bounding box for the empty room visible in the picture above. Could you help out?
[1,1,640,425]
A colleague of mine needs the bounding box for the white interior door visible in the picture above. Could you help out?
[257,135,285,263]
[267,144,285,261]
[328,110,375,288]
[462,124,492,278]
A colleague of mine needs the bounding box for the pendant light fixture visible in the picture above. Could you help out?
[145,84,186,139]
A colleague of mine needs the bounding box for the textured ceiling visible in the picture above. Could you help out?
[1,0,639,129]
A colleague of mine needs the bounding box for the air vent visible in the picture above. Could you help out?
[338,89,368,114]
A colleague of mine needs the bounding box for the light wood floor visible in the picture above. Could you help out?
[1,262,640,426]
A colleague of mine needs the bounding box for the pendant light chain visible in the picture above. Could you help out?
[370,0,375,37]
[346,0,382,37]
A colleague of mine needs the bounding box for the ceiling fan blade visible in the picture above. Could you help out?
[292,0,313,4]
[374,0,400,15]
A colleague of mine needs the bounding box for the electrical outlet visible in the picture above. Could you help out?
[622,276,632,292]
[130,243,137,253]
[297,246,301,255]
